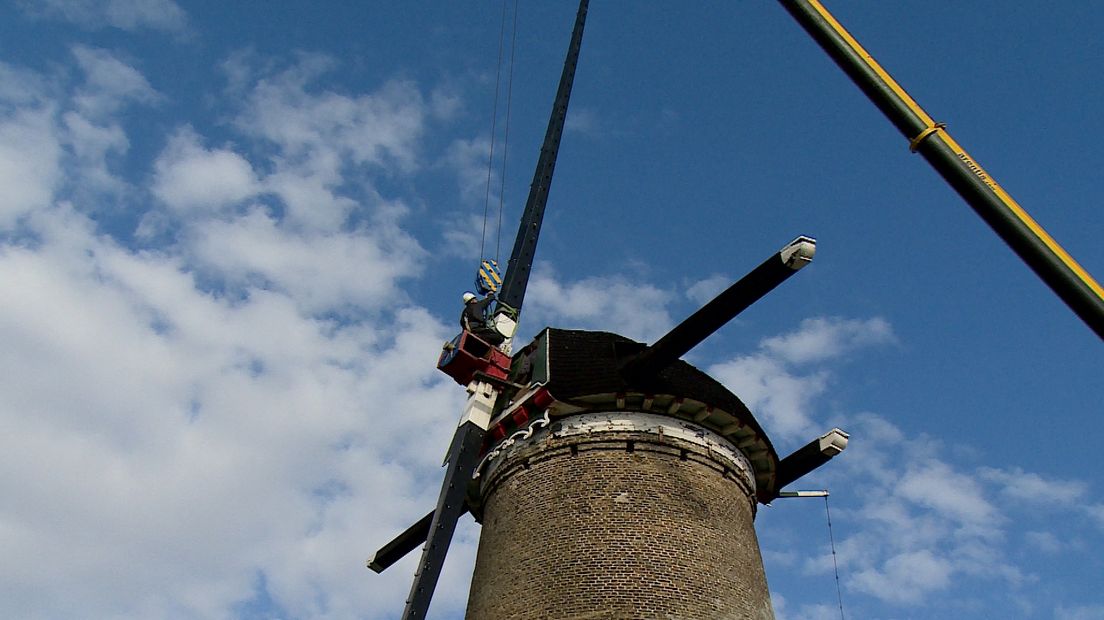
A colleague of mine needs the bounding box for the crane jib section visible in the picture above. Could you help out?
[779,0,1104,339]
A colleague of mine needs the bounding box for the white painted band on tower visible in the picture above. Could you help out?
[479,411,757,496]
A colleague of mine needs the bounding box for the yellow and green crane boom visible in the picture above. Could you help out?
[779,0,1104,339]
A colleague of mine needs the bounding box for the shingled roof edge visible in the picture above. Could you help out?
[535,327,780,496]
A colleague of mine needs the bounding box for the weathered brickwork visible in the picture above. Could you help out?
[466,417,774,620]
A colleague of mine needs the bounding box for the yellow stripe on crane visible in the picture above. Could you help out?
[808,0,1104,301]
[806,0,934,127]
[937,133,1104,299]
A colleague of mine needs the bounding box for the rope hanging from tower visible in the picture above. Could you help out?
[777,489,849,617]
[824,493,846,620]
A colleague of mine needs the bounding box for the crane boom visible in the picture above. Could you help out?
[496,0,589,313]
[778,0,1104,339]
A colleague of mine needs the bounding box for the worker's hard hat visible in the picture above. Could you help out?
[462,292,477,304]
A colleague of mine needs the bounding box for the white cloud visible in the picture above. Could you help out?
[0,203,468,619]
[0,52,155,225]
[850,549,952,604]
[440,211,490,262]
[0,107,62,227]
[1056,604,1104,620]
[896,461,1000,530]
[978,466,1088,505]
[61,110,129,196]
[19,0,187,32]
[1085,504,1104,530]
[785,413,1041,609]
[706,315,896,441]
[152,126,260,214]
[711,353,827,441]
[773,596,839,620]
[0,62,63,226]
[761,316,894,365]
[220,56,428,231]
[237,57,424,173]
[708,317,892,443]
[1023,530,1065,554]
[565,106,598,135]
[58,48,161,203]
[770,592,789,619]
[263,167,358,232]
[71,46,160,118]
[738,322,1052,611]
[443,134,495,205]
[832,427,987,578]
[685,273,731,305]
[0,62,52,105]
[0,50,468,620]
[186,205,424,315]
[523,264,674,342]
[429,85,462,121]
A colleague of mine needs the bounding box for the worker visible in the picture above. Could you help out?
[461,291,505,345]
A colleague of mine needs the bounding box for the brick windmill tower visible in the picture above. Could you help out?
[368,2,848,618]
[460,264,848,619]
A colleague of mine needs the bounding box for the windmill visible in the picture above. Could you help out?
[364,0,1104,615]
[368,1,850,617]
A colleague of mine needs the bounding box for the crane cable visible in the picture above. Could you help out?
[496,0,519,265]
[480,0,520,268]
[824,494,846,620]
[479,0,509,264]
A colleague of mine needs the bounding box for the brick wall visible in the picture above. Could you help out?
[466,416,774,620]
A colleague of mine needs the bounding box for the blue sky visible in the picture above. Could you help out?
[1,1,1101,619]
